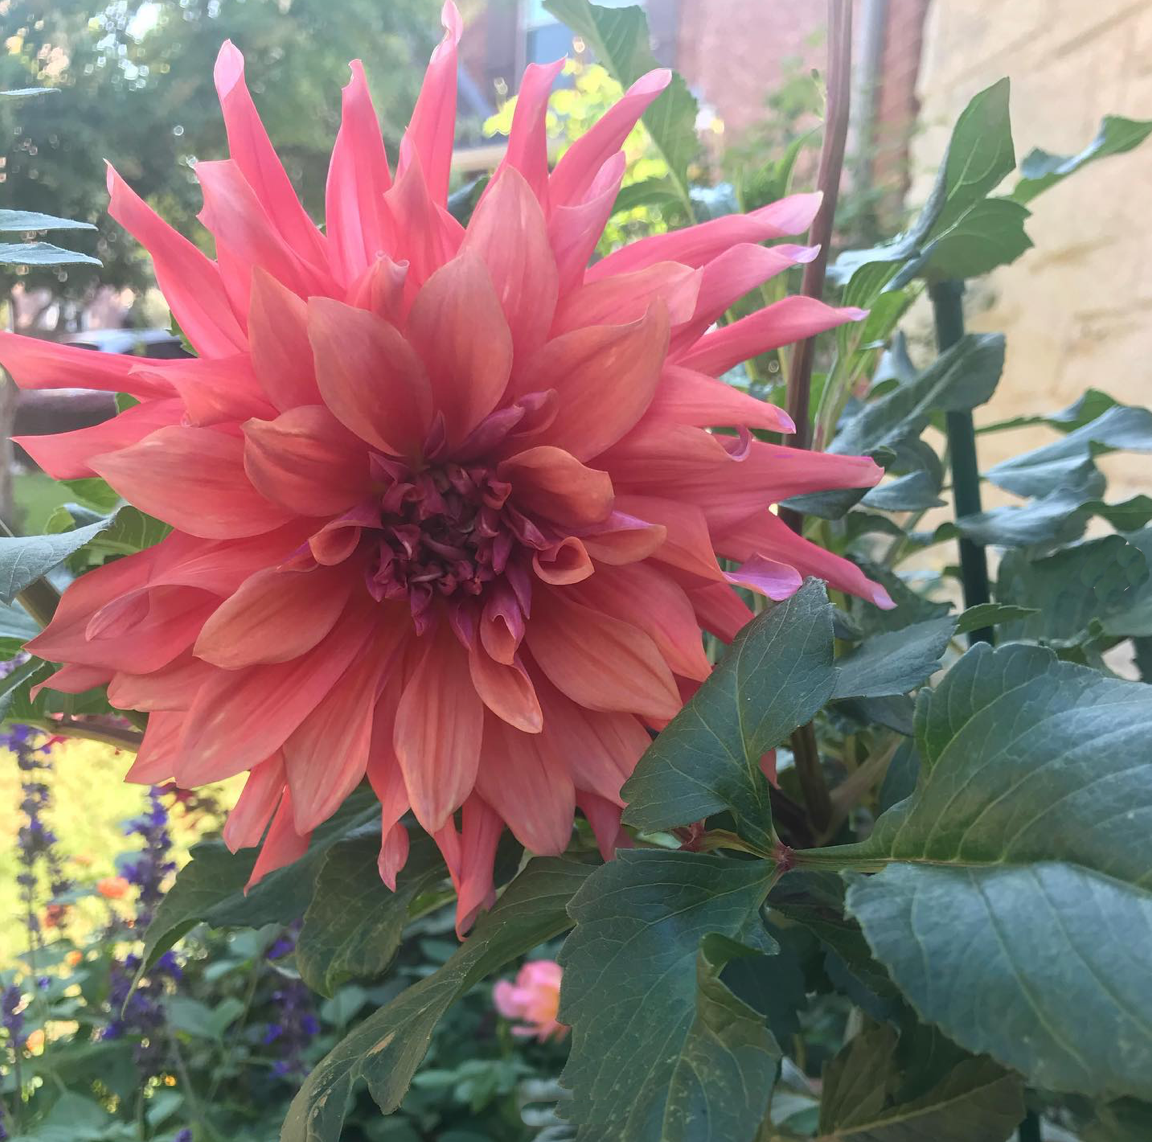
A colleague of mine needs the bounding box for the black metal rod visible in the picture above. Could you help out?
[929,280,993,644]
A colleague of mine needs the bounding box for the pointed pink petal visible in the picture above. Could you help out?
[548,69,670,209]
[547,152,625,294]
[84,586,218,674]
[571,562,711,681]
[177,599,382,782]
[31,663,111,700]
[284,645,390,832]
[14,398,184,480]
[394,619,483,833]
[492,58,565,205]
[308,297,433,455]
[716,509,894,608]
[91,425,296,539]
[644,365,794,434]
[577,791,630,859]
[526,587,680,720]
[248,267,321,411]
[214,41,329,270]
[535,676,647,803]
[407,253,513,447]
[0,331,176,398]
[435,792,504,935]
[551,261,701,336]
[223,754,287,851]
[499,445,614,527]
[106,164,246,357]
[196,159,332,298]
[675,297,866,376]
[381,155,464,296]
[672,243,818,347]
[125,711,185,784]
[326,59,393,285]
[194,563,355,669]
[462,167,559,362]
[589,192,823,280]
[515,304,669,460]
[247,791,311,890]
[475,711,574,855]
[468,642,543,732]
[243,405,371,517]
[396,2,462,205]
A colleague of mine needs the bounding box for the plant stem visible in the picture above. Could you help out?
[928,280,993,644]
[780,0,854,526]
[28,717,143,751]
[780,0,853,834]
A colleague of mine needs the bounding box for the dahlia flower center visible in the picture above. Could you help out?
[368,461,517,612]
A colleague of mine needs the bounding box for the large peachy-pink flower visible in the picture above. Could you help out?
[1,4,890,932]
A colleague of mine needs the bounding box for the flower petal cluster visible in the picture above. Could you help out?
[1,4,889,931]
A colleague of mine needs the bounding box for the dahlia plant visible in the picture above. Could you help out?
[2,1,1152,1140]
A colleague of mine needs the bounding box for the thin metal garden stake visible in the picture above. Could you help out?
[928,279,994,644]
[779,0,853,836]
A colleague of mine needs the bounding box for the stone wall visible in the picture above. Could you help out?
[911,0,1152,500]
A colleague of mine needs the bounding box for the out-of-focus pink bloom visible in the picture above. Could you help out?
[493,959,567,1041]
[1,2,892,936]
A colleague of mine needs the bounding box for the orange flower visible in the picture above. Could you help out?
[0,3,891,934]
[97,876,131,900]
[66,950,83,967]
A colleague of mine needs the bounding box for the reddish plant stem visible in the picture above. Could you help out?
[780,0,853,837]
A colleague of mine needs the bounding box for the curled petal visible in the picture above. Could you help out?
[533,537,594,585]
[644,365,794,434]
[491,58,565,205]
[468,642,543,732]
[548,152,625,294]
[500,445,614,527]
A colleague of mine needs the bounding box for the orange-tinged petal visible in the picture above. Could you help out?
[407,253,513,447]
[178,602,379,782]
[394,619,483,832]
[462,167,559,362]
[246,791,310,890]
[243,405,371,517]
[108,652,215,713]
[533,537,594,585]
[223,754,286,852]
[571,562,711,681]
[644,365,794,434]
[526,587,680,720]
[516,304,669,460]
[468,642,543,733]
[309,297,433,455]
[125,712,185,785]
[500,445,614,527]
[475,712,574,855]
[284,646,392,833]
[194,563,355,669]
[579,513,667,567]
[92,425,296,540]
[248,267,321,411]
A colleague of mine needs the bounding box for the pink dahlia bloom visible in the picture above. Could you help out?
[494,959,566,1041]
[2,4,890,932]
